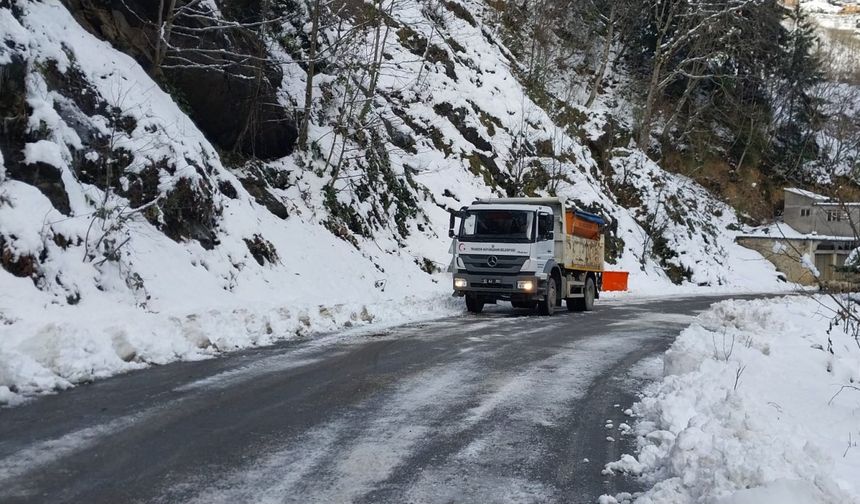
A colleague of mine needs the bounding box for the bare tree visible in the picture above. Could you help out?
[298,0,322,149]
[635,0,761,150]
[584,0,635,108]
[137,0,290,76]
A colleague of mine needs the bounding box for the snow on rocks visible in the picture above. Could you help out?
[601,295,860,504]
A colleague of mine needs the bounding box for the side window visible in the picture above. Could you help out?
[462,214,476,235]
[538,213,553,239]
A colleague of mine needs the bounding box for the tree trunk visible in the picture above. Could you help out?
[659,68,702,142]
[151,0,177,78]
[637,57,662,151]
[359,0,390,122]
[585,6,615,109]
[298,0,321,150]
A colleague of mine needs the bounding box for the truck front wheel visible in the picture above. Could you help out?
[465,294,484,314]
[538,278,557,316]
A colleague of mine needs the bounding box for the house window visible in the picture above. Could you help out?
[800,208,811,217]
[826,210,847,222]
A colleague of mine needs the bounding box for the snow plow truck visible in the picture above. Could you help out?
[449,197,605,315]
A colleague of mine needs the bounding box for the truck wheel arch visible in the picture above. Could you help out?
[542,261,563,305]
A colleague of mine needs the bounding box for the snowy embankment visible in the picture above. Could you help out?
[0,1,457,405]
[601,296,860,504]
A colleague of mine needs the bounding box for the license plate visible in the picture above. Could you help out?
[482,278,502,284]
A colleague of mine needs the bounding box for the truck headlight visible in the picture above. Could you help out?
[454,278,468,289]
[517,280,534,291]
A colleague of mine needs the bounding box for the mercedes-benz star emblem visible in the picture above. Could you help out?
[487,256,498,267]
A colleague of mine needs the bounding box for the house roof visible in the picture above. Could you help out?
[784,187,831,201]
[738,222,858,242]
[813,201,860,207]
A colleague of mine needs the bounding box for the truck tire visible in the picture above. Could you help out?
[567,277,596,312]
[465,294,484,314]
[538,278,557,316]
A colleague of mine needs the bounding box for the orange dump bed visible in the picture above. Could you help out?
[565,211,601,240]
[602,271,629,291]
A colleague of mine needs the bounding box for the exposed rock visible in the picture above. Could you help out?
[434,102,492,152]
[243,234,279,266]
[443,0,476,27]
[396,25,457,81]
[0,56,72,214]
[63,0,297,160]
[236,164,290,219]
[156,177,219,250]
[0,236,40,279]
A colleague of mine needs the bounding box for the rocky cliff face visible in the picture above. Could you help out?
[64,0,297,159]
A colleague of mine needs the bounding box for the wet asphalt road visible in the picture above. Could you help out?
[0,295,761,504]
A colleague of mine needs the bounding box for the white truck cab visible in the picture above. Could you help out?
[449,198,605,315]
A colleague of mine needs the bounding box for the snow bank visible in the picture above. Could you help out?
[601,296,860,504]
[0,272,458,406]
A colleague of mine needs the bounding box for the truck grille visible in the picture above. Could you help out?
[460,254,528,274]
[473,282,514,289]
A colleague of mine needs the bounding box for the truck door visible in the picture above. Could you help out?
[537,212,555,260]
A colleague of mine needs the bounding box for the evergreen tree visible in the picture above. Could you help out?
[772,4,825,177]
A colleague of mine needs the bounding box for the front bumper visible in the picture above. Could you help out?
[452,273,543,300]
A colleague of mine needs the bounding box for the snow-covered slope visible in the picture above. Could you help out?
[0,0,788,403]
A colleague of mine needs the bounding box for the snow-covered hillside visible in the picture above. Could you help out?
[0,0,788,403]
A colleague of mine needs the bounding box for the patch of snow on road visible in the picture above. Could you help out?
[0,395,190,497]
[173,356,326,393]
[166,361,478,504]
[626,355,663,383]
[405,330,657,502]
[172,420,350,504]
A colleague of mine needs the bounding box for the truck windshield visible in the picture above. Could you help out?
[459,210,534,243]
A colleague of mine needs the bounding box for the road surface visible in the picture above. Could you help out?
[0,295,754,503]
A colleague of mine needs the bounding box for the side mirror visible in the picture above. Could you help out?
[448,210,457,238]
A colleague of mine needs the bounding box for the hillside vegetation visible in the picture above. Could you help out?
[0,0,845,397]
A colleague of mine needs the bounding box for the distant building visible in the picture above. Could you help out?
[783,187,860,237]
[737,188,860,286]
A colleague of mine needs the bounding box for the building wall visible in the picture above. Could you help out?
[736,237,819,285]
[783,191,816,234]
[783,190,860,236]
[810,206,860,237]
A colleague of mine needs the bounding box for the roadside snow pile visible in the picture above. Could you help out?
[601,296,860,504]
[0,282,458,407]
